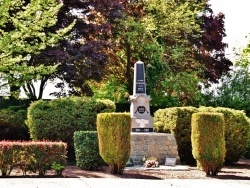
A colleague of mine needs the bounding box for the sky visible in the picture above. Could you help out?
[210,0,250,60]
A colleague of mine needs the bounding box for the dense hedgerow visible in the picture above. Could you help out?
[0,141,67,177]
[191,112,226,176]
[154,106,250,165]
[73,131,105,170]
[97,113,131,174]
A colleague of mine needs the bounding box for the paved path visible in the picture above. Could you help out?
[0,178,250,188]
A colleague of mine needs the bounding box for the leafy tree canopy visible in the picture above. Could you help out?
[203,44,250,116]
[0,0,74,99]
[0,0,231,105]
[90,0,231,106]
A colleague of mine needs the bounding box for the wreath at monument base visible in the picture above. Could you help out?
[143,157,159,168]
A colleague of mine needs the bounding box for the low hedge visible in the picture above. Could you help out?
[73,131,105,170]
[191,112,226,176]
[0,141,67,177]
[97,113,131,174]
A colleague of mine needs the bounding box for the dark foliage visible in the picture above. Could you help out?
[31,0,123,97]
[195,5,232,83]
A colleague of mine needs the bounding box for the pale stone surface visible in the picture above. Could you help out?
[129,61,153,132]
[130,133,180,165]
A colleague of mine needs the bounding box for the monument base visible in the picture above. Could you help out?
[130,132,180,165]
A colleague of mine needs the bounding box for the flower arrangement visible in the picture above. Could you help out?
[142,156,159,168]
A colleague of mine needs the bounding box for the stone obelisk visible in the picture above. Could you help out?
[129,61,153,132]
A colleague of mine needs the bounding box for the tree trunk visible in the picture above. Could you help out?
[125,42,133,95]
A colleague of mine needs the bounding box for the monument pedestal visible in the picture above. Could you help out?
[130,95,153,132]
[130,132,180,165]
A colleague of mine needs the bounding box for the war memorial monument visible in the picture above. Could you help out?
[129,61,179,165]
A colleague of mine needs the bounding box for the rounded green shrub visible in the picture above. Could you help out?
[97,113,131,174]
[154,107,198,165]
[73,131,105,170]
[26,97,115,161]
[191,112,226,176]
[198,107,250,164]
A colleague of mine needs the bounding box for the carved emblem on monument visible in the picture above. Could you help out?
[135,106,148,114]
[135,119,149,128]
[129,61,153,132]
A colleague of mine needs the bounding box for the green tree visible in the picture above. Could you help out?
[0,0,73,99]
[93,0,204,104]
[202,44,250,115]
[156,72,204,107]
[90,76,129,103]
[89,0,230,107]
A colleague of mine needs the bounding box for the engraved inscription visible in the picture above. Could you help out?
[132,128,153,132]
[136,84,145,94]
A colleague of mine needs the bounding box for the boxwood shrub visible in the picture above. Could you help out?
[73,131,105,170]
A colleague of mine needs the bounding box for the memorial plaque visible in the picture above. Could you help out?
[165,158,176,166]
[136,63,145,83]
[137,106,146,114]
[134,61,146,95]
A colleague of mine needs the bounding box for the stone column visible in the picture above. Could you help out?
[129,61,153,132]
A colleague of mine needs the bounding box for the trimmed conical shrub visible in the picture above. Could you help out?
[191,112,226,176]
[97,113,131,174]
[198,106,250,164]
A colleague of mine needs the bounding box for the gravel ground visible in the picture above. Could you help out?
[2,159,250,180]
[0,159,249,188]
[62,158,250,180]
